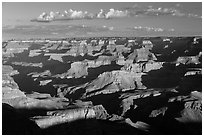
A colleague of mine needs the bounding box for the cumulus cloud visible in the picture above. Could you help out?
[97,9,106,18]
[33,8,130,22]
[67,9,93,19]
[37,12,53,21]
[105,8,128,19]
[35,9,96,22]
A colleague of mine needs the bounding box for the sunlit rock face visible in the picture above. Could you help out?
[53,61,88,79]
[11,62,43,67]
[119,89,164,116]
[82,70,146,98]
[2,65,26,99]
[33,107,96,129]
[176,56,200,66]
[87,55,115,67]
[2,41,31,63]
[66,62,88,78]
[28,70,52,78]
[122,62,163,73]
[184,70,201,76]
[29,49,42,57]
[3,41,31,54]
[127,48,157,63]
[121,40,157,66]
[170,91,202,123]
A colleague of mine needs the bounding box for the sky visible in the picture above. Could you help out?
[2,2,202,40]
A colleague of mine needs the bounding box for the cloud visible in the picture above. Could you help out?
[33,8,129,22]
[66,9,94,19]
[97,9,106,18]
[35,9,96,22]
[105,8,128,19]
[32,4,201,22]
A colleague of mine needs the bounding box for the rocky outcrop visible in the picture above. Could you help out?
[122,61,163,73]
[28,70,52,78]
[176,56,200,66]
[47,54,64,62]
[119,89,163,116]
[54,56,116,79]
[3,95,70,110]
[184,70,201,76]
[127,45,156,63]
[12,62,43,68]
[32,107,96,129]
[87,55,116,68]
[60,62,88,78]
[93,105,110,120]
[81,70,146,98]
[26,92,52,99]
[125,118,150,132]
[149,107,168,117]
[39,79,52,86]
[106,44,130,55]
[63,42,103,57]
[2,65,19,76]
[172,91,202,123]
[3,41,30,54]
[29,49,42,57]
[2,65,26,99]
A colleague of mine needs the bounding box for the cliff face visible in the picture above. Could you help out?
[53,55,117,79]
[176,56,200,66]
[82,70,146,98]
[11,62,43,67]
[2,65,25,99]
[122,62,163,73]
[66,62,88,78]
[3,42,30,54]
[127,40,156,63]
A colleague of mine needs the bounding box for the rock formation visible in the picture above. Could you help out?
[39,79,52,86]
[57,62,88,78]
[32,107,96,129]
[176,56,200,66]
[82,70,146,98]
[29,49,42,57]
[122,61,163,73]
[28,70,52,78]
[12,62,43,68]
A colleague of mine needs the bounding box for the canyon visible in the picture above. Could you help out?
[2,36,202,134]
